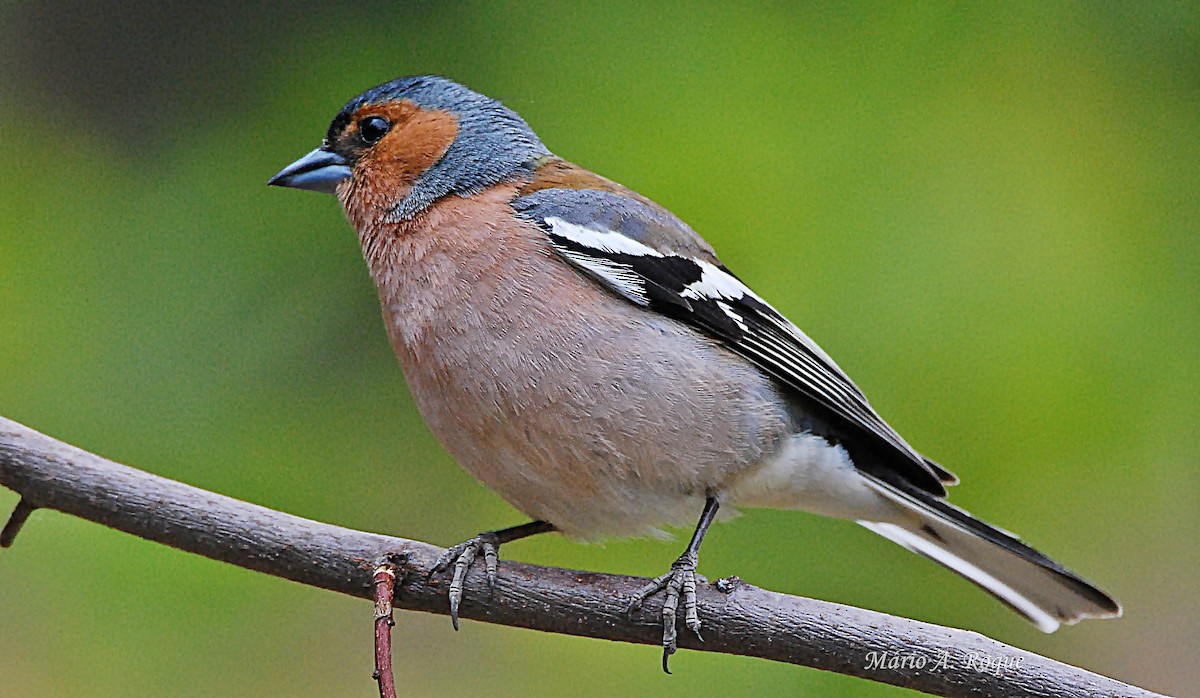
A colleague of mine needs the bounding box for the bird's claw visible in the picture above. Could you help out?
[628,551,702,673]
[431,532,501,630]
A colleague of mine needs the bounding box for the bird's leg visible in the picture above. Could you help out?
[628,496,720,673]
[432,520,555,629]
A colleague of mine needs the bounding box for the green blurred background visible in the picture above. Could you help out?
[1,2,1196,696]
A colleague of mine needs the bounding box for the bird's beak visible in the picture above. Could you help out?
[268,147,352,194]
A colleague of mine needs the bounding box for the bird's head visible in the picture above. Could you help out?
[269,75,548,223]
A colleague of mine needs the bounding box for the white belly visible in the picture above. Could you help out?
[725,432,900,522]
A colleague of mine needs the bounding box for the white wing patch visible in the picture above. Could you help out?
[556,247,652,306]
[677,258,850,374]
[544,216,665,258]
[680,258,765,303]
[545,217,752,331]
[543,216,665,306]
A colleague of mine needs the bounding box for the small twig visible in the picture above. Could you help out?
[372,562,399,698]
[1,497,37,547]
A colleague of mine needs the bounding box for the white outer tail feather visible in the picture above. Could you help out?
[857,520,1060,632]
[857,476,1119,632]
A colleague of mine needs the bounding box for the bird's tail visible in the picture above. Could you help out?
[857,476,1121,632]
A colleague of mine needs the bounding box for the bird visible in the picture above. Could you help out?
[269,75,1121,670]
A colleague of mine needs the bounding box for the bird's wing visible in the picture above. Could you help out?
[513,188,954,495]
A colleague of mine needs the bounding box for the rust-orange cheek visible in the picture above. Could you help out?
[358,102,459,192]
[341,101,459,230]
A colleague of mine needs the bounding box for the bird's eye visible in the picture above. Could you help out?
[358,116,391,144]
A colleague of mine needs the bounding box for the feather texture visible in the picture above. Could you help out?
[514,188,952,495]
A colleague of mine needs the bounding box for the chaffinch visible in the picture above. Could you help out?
[269,75,1120,668]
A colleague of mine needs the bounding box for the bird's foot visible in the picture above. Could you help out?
[628,551,702,673]
[431,532,501,630]
[429,521,554,631]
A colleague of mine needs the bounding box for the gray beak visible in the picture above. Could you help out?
[268,147,352,194]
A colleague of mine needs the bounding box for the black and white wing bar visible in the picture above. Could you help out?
[540,215,949,494]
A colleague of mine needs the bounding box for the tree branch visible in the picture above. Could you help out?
[0,416,1166,698]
